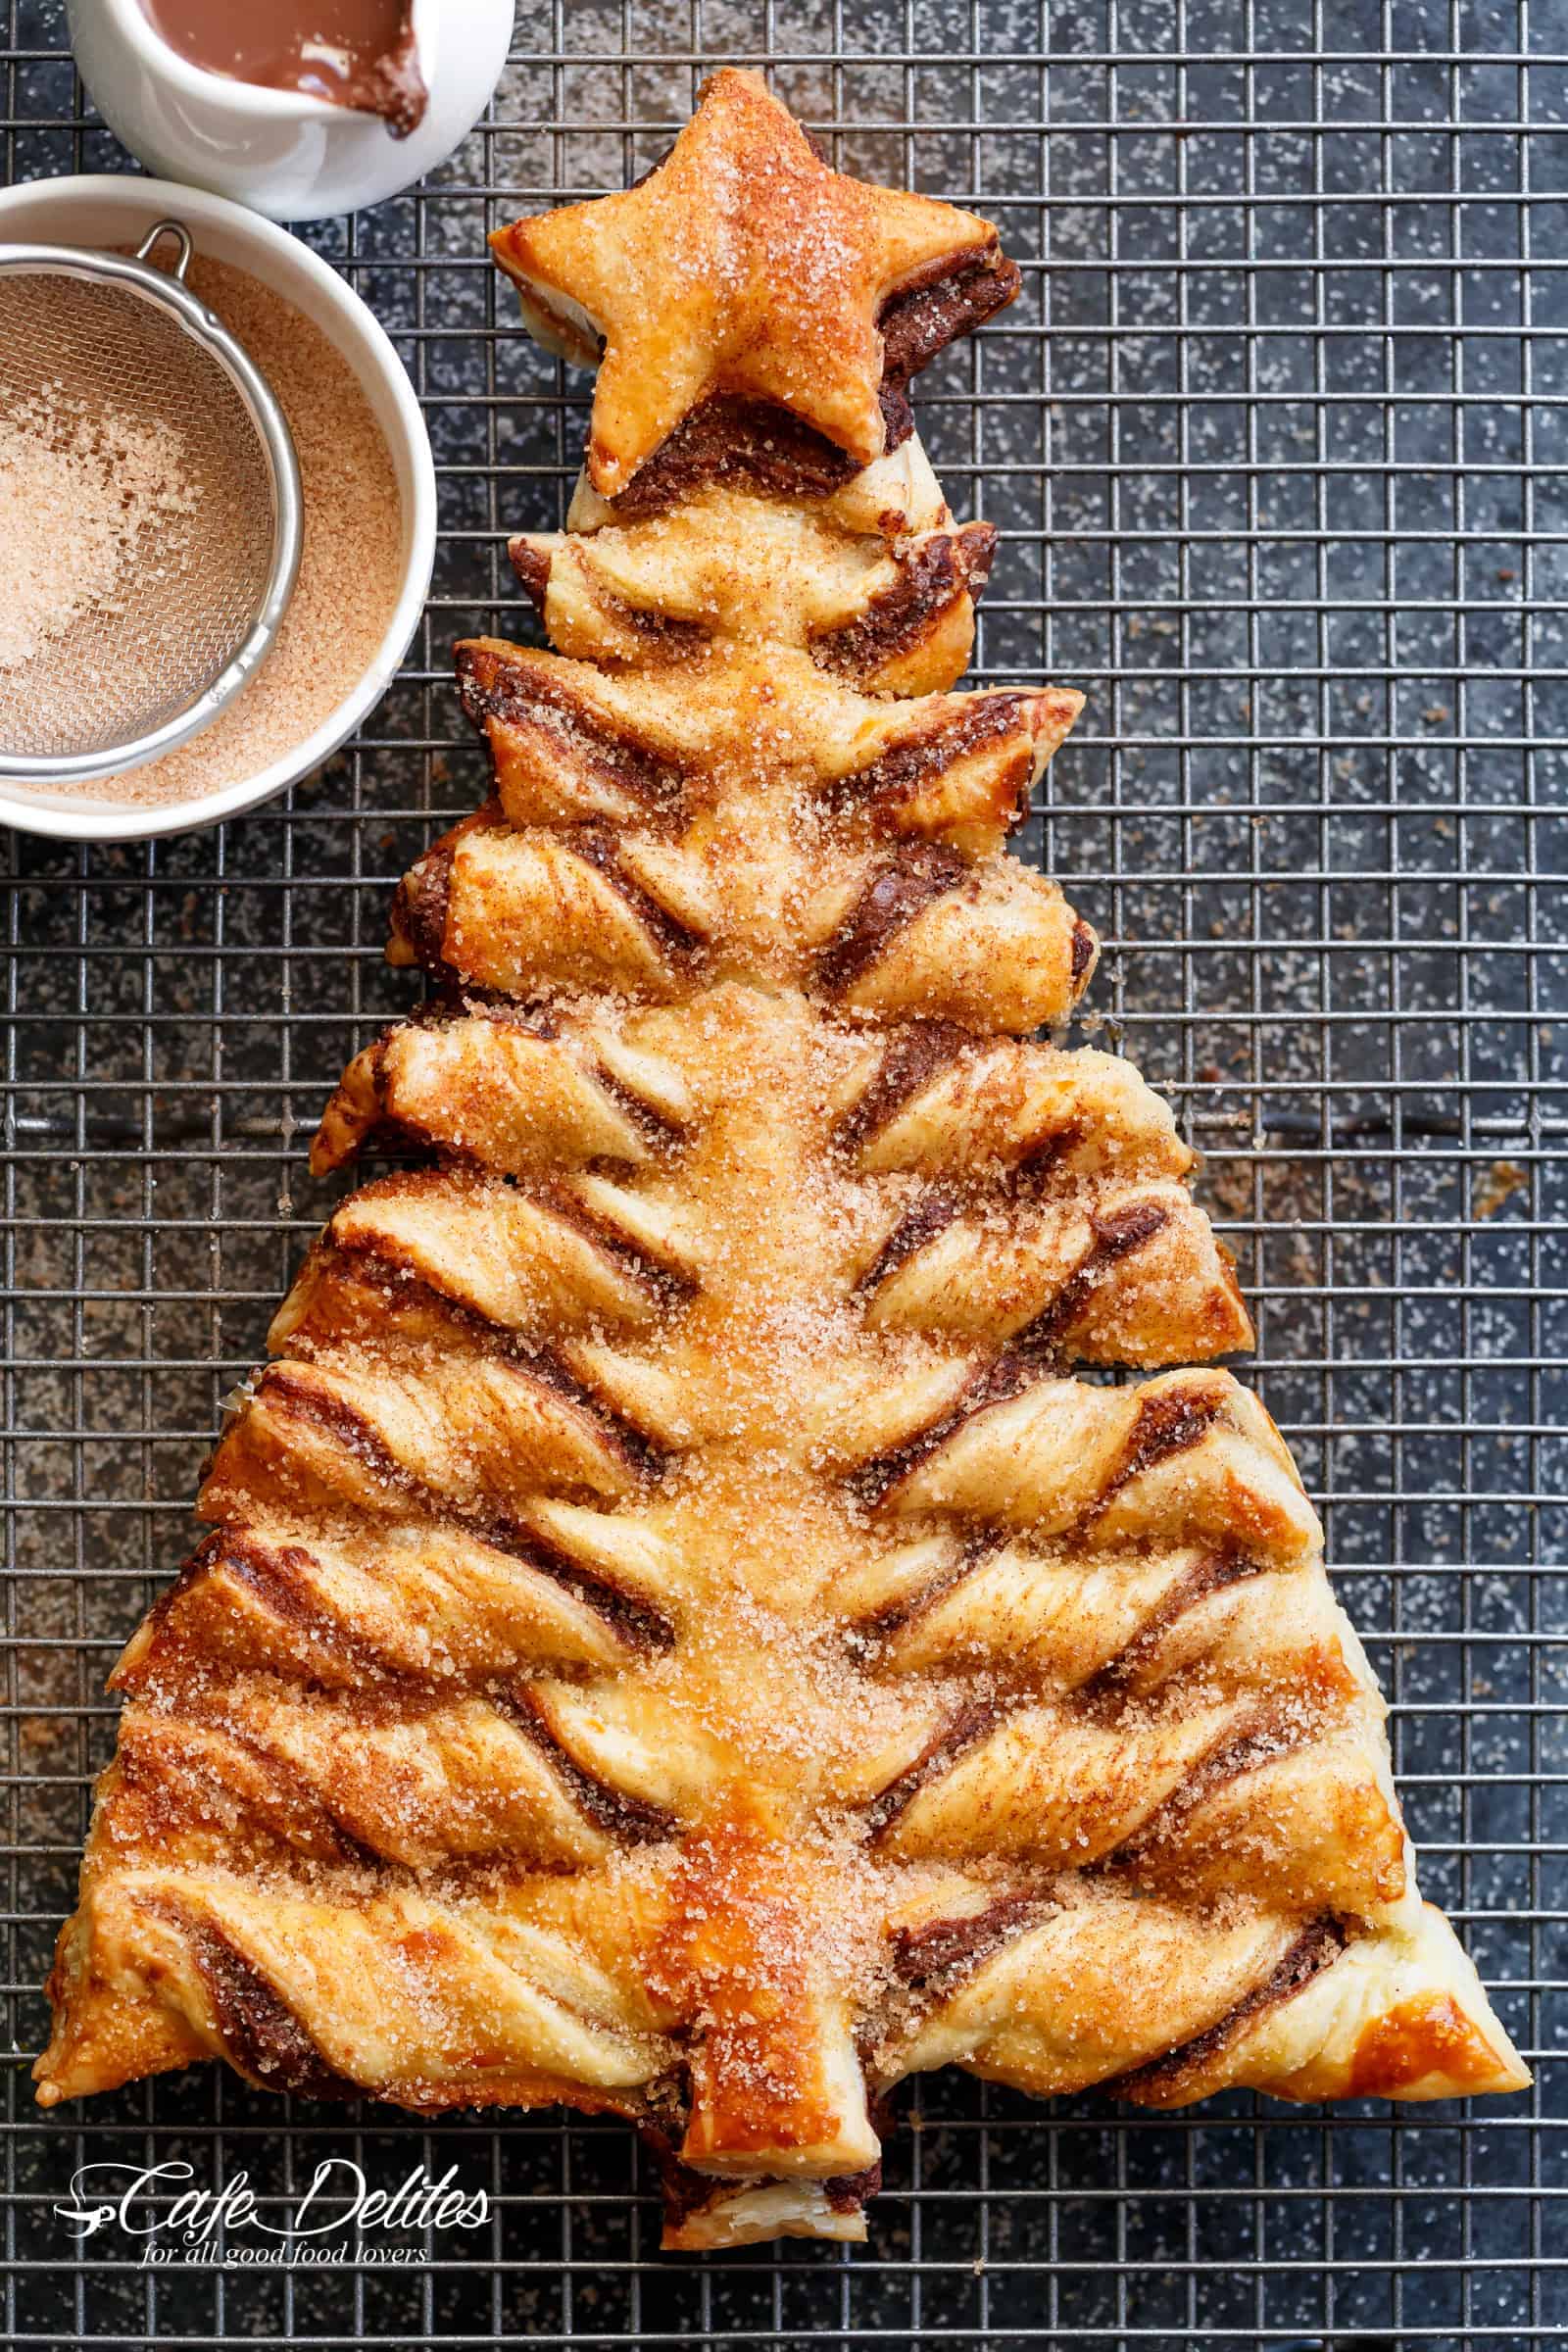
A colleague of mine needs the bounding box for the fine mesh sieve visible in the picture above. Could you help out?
[0,220,302,786]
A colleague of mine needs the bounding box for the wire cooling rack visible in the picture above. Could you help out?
[2,0,1564,2343]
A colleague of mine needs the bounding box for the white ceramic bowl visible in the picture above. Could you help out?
[0,174,436,844]
[67,0,516,223]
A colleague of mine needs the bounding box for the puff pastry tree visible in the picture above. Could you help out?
[37,68,1526,2251]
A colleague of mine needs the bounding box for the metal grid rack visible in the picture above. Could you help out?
[1,0,1563,2342]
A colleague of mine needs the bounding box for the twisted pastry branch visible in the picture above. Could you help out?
[38,68,1525,2255]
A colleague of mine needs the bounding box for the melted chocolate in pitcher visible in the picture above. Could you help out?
[139,0,428,137]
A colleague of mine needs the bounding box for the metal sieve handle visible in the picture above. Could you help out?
[134,219,193,280]
[0,225,304,788]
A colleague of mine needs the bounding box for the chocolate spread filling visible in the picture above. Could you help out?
[390,843,457,978]
[1106,1707,1320,1874]
[1177,1713,1320,1809]
[455,643,687,814]
[508,537,710,655]
[1078,1548,1260,1705]
[386,821,708,990]
[499,1687,678,1845]
[492,1506,677,1657]
[483,1329,671,1477]
[1097,1385,1223,1511]
[360,996,675,1146]
[863,1700,1003,1839]
[849,1349,1033,1509]
[317,1202,680,1347]
[635,2126,712,2231]
[508,537,553,611]
[1070,915,1098,987]
[810,528,995,676]
[818,695,1031,829]
[829,1019,971,1158]
[220,1535,386,1660]
[538,1180,701,1309]
[118,1695,379,1869]
[124,1526,386,1687]
[854,1187,963,1298]
[154,1899,359,2099]
[444,994,561,1040]
[852,1528,1004,1645]
[608,395,878,520]
[877,246,1023,390]
[309,1174,697,1347]
[824,2162,884,2214]
[600,243,1018,518]
[256,1366,673,1649]
[149,1512,681,1690]
[1011,1120,1086,1189]
[811,845,969,995]
[116,1527,244,1682]
[889,1889,1046,1993]
[588,1056,691,1153]
[1012,1198,1172,1360]
[319,1003,646,1172]
[1110,1916,1352,2099]
[638,2125,882,2230]
[570,824,709,967]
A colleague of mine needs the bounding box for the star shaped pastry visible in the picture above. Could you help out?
[490,68,1019,497]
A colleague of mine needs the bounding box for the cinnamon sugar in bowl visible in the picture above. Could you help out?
[0,177,435,843]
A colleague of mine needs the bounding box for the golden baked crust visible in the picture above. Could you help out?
[488,68,1020,497]
[391,612,1091,1031]
[39,70,1526,2254]
[510,434,996,694]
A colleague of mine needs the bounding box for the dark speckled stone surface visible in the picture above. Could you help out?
[0,0,1562,2342]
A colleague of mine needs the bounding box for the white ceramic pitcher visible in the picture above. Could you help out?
[67,0,516,220]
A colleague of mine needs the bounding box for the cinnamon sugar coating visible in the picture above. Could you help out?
[38,74,1526,2253]
[489,69,1019,498]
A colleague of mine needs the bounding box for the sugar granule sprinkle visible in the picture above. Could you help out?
[0,384,201,672]
[26,255,406,808]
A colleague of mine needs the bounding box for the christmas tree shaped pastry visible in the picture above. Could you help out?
[38,69,1526,2251]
